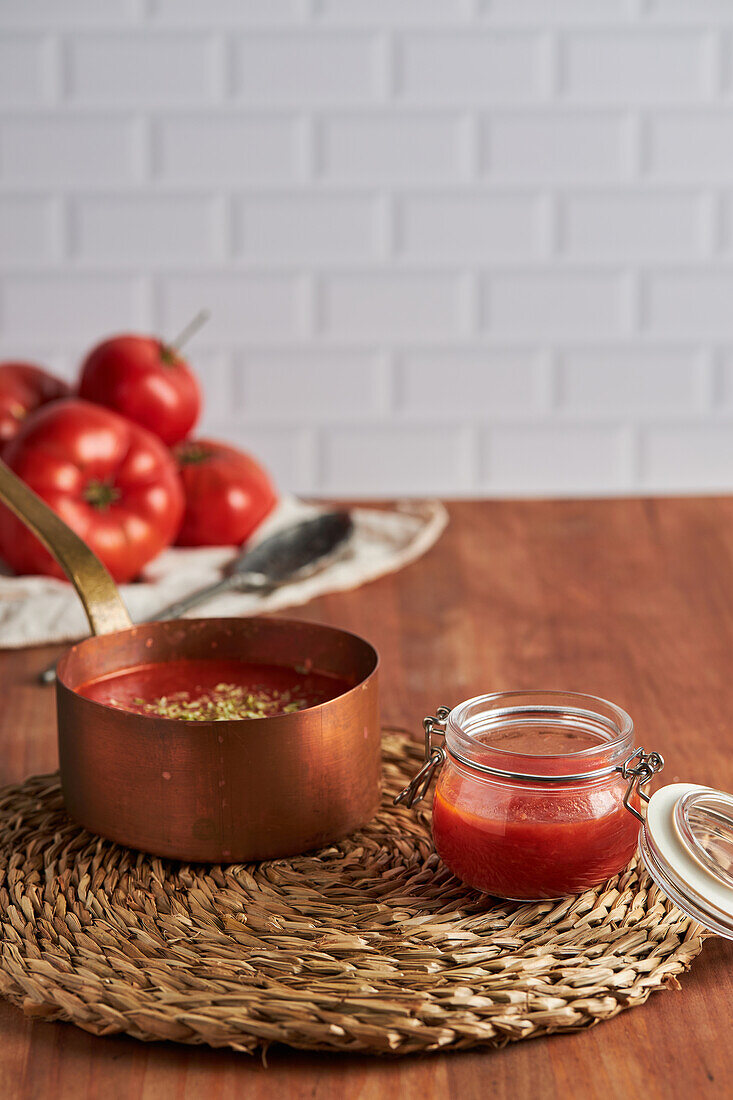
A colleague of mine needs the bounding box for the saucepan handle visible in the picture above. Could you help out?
[0,459,132,637]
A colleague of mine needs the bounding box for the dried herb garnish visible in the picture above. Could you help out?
[112,682,319,721]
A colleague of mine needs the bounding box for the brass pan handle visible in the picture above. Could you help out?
[0,459,132,636]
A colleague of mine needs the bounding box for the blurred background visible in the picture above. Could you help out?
[0,0,729,497]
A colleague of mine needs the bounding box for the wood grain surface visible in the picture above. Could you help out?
[0,499,731,1100]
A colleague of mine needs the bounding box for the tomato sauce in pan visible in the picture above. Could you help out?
[78,658,351,721]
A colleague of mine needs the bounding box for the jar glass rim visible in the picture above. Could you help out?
[446,690,635,779]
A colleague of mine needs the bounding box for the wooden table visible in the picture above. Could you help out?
[0,498,731,1099]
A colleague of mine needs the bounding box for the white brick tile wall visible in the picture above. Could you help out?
[316,1,472,25]
[155,115,301,184]
[150,0,302,25]
[484,112,630,181]
[0,36,54,106]
[2,4,733,496]
[2,275,146,341]
[645,272,733,336]
[235,194,379,262]
[484,272,629,339]
[487,1,636,20]
[397,350,544,416]
[319,114,467,182]
[158,275,304,341]
[0,116,142,185]
[242,350,385,419]
[647,113,733,180]
[561,192,707,259]
[73,195,225,264]
[321,425,473,495]
[66,33,219,105]
[0,196,61,263]
[319,274,465,339]
[232,34,384,104]
[1,1,141,26]
[557,349,703,416]
[203,424,317,493]
[398,33,547,104]
[397,193,544,261]
[642,426,733,490]
[561,32,710,103]
[483,425,630,494]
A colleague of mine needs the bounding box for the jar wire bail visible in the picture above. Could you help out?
[393,707,451,809]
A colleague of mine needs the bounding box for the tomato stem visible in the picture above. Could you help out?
[83,479,121,510]
[163,309,211,362]
[176,442,213,465]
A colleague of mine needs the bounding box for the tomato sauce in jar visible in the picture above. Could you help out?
[426,693,641,901]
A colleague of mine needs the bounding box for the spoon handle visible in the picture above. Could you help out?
[152,575,237,621]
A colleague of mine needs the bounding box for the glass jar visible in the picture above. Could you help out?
[397,691,659,902]
[398,690,733,937]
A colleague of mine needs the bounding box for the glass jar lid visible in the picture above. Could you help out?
[639,783,733,939]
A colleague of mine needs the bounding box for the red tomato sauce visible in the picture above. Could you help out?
[432,727,639,900]
[78,658,351,720]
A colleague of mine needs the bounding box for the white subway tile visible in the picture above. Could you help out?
[398,193,543,261]
[716,353,733,409]
[0,116,141,185]
[150,0,301,23]
[716,193,733,252]
[399,350,542,415]
[646,1,733,18]
[316,0,470,23]
[74,195,223,263]
[244,350,383,417]
[201,423,314,492]
[0,0,140,24]
[642,425,733,489]
[320,273,464,339]
[645,272,733,336]
[558,349,701,415]
[158,274,303,341]
[488,0,636,18]
[649,113,733,180]
[562,32,708,103]
[320,114,465,182]
[485,272,627,338]
[321,425,471,494]
[484,424,629,493]
[2,275,145,341]
[233,34,381,104]
[0,197,59,263]
[562,192,705,259]
[400,33,545,103]
[485,112,628,181]
[235,194,378,261]
[0,35,53,105]
[156,115,299,183]
[67,33,216,105]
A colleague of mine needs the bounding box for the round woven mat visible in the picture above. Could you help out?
[0,732,705,1056]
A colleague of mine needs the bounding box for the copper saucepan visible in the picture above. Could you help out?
[0,460,380,862]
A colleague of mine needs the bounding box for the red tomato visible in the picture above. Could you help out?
[0,399,184,583]
[174,439,277,547]
[78,335,201,446]
[0,362,70,447]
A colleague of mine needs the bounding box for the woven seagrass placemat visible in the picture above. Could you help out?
[0,732,705,1056]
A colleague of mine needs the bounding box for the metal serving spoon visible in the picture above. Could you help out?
[38,510,354,684]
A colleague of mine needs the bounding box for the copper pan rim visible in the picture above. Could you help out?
[56,615,380,727]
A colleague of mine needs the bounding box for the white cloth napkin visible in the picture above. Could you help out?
[0,497,448,649]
